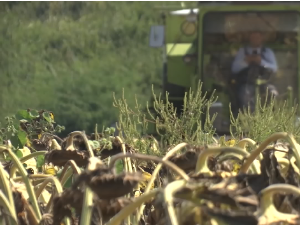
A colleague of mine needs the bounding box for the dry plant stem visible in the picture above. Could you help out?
[0,191,18,225]
[237,138,256,149]
[136,143,188,221]
[58,160,82,185]
[289,157,300,175]
[80,188,94,225]
[35,176,70,225]
[35,176,63,201]
[106,188,161,225]
[66,132,94,224]
[10,151,47,178]
[164,180,186,225]
[0,146,42,221]
[277,158,290,175]
[116,136,132,225]
[51,138,62,150]
[258,184,300,218]
[31,178,51,186]
[109,153,190,181]
[115,136,129,172]
[286,135,300,175]
[23,201,39,225]
[0,164,17,225]
[146,143,188,192]
[41,132,63,143]
[59,169,74,189]
[80,159,97,225]
[65,134,75,151]
[45,197,55,213]
[212,137,218,144]
[67,131,95,157]
[240,132,294,173]
[13,174,52,182]
[45,160,82,213]
[237,138,258,159]
[0,164,14,207]
[195,147,256,175]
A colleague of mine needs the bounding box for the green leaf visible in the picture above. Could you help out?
[36,155,45,168]
[115,159,124,174]
[15,150,23,158]
[42,112,52,123]
[17,130,28,147]
[16,110,32,121]
[12,120,21,130]
[5,155,12,162]
[10,135,20,149]
[56,168,85,188]
[29,110,39,118]
[109,127,116,135]
[88,140,94,149]
[92,140,100,149]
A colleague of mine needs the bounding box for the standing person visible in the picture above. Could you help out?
[231,30,278,113]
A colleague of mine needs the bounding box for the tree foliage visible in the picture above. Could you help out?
[0,2,192,134]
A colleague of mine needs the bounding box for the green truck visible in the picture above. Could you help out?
[148,1,300,135]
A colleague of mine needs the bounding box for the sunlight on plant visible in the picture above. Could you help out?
[0,89,300,225]
[230,93,300,143]
[113,81,217,156]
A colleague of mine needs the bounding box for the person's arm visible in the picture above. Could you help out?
[260,49,278,73]
[231,48,249,74]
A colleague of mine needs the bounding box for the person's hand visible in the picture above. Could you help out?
[252,55,261,64]
[244,55,253,64]
[244,55,261,64]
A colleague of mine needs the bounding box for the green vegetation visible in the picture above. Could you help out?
[113,82,217,156]
[0,1,195,135]
[230,94,300,143]
[1,93,300,224]
[3,3,300,224]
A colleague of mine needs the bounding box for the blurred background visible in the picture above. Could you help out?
[0,1,196,136]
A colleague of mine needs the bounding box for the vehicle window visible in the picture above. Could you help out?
[202,11,300,102]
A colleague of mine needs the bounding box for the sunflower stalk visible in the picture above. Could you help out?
[236,138,257,150]
[195,146,258,175]
[35,176,63,201]
[35,176,70,225]
[9,151,47,178]
[59,160,82,186]
[239,132,300,173]
[80,138,95,225]
[0,164,17,225]
[13,174,52,183]
[67,131,94,157]
[44,160,82,213]
[108,153,190,181]
[0,145,42,221]
[106,188,161,225]
[257,184,300,223]
[164,180,187,225]
[136,142,188,221]
[0,190,18,225]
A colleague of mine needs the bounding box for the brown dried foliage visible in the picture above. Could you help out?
[45,150,89,167]
[13,190,28,225]
[52,188,134,225]
[71,165,144,199]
